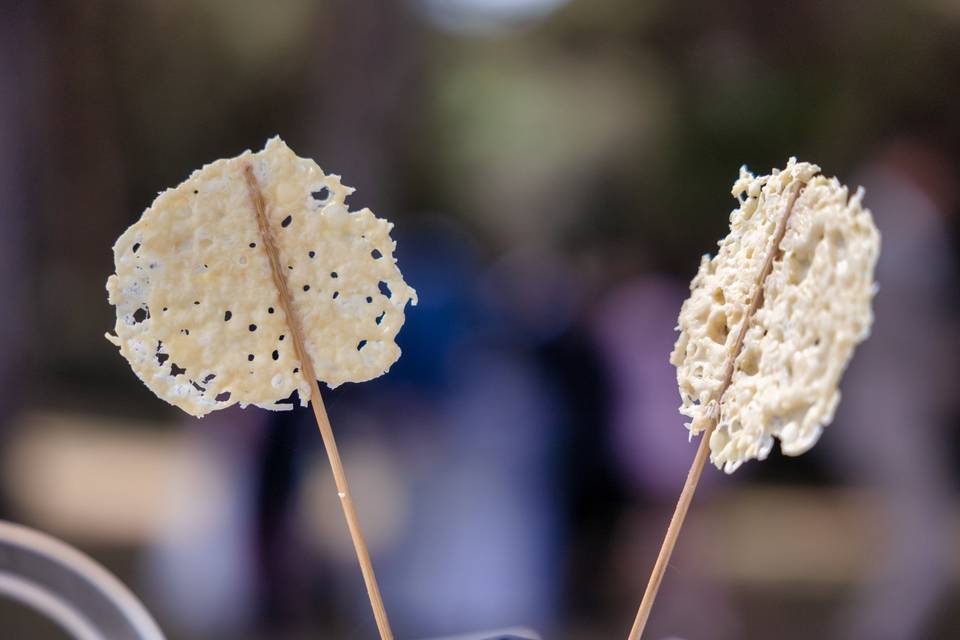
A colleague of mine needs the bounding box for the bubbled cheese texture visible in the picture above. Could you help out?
[671,159,879,473]
[106,137,417,417]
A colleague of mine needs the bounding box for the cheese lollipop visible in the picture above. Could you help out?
[106,137,415,640]
[671,159,879,472]
[629,159,879,639]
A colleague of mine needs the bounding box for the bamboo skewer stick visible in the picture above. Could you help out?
[627,183,804,640]
[244,165,394,640]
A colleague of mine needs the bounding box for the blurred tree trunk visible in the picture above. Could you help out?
[302,0,424,213]
[0,2,38,508]
[38,1,129,406]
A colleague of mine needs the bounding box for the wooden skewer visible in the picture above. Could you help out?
[244,164,394,640]
[627,182,804,640]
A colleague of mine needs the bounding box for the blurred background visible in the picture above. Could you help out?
[1,1,959,638]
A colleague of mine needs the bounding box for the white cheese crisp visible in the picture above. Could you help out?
[671,159,879,472]
[106,137,417,417]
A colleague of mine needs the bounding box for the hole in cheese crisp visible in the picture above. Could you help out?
[739,347,759,376]
[105,137,417,417]
[706,312,728,345]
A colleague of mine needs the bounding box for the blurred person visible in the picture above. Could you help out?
[590,277,695,498]
[828,140,958,640]
[482,247,620,637]
[143,408,263,637]
[590,274,738,640]
[351,231,568,637]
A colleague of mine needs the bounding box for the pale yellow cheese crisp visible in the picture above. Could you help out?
[671,159,879,472]
[106,137,417,417]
